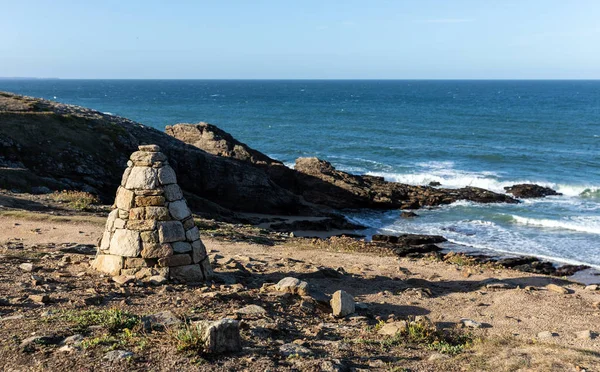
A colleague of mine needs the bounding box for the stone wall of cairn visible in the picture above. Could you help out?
[92,145,213,283]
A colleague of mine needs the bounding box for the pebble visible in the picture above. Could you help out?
[461,318,483,329]
[29,294,50,304]
[112,275,135,285]
[585,284,598,291]
[236,304,267,316]
[377,321,408,336]
[279,343,313,357]
[103,350,134,362]
[19,263,35,272]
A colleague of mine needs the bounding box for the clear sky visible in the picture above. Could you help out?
[1,0,599,79]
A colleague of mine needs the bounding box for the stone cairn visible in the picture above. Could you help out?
[93,145,213,283]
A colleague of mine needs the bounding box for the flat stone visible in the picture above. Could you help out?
[125,166,157,190]
[185,226,200,241]
[145,206,170,221]
[378,321,408,336]
[192,240,207,263]
[172,241,192,253]
[126,220,156,231]
[141,242,173,259]
[461,318,483,328]
[195,319,241,353]
[135,267,169,280]
[19,263,35,272]
[146,275,168,285]
[157,165,177,185]
[159,254,192,267]
[103,350,134,362]
[112,275,135,285]
[29,294,50,304]
[109,229,141,257]
[279,343,313,357]
[138,145,161,152]
[275,277,310,296]
[135,189,163,196]
[169,264,204,282]
[120,268,140,276]
[330,290,355,317]
[123,257,149,268]
[236,304,267,315]
[142,310,181,331]
[115,187,135,210]
[537,331,558,339]
[92,254,123,276]
[158,221,186,243]
[585,284,598,291]
[168,199,191,220]
[546,284,569,294]
[100,231,112,251]
[118,209,129,219]
[163,184,183,202]
[135,195,165,207]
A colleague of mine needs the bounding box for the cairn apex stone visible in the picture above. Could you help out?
[95,145,212,281]
[139,144,161,152]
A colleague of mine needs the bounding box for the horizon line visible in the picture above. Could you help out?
[1,77,600,81]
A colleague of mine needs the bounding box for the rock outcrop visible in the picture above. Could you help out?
[166,124,519,210]
[0,92,313,218]
[93,145,212,282]
[165,123,281,166]
[504,184,562,198]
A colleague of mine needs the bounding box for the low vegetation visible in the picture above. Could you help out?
[50,190,100,210]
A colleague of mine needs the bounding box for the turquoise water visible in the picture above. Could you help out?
[1,79,599,267]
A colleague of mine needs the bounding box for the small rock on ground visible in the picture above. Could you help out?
[103,350,134,362]
[236,304,267,315]
[461,318,483,329]
[546,284,569,294]
[330,290,355,317]
[279,343,313,357]
[537,331,558,339]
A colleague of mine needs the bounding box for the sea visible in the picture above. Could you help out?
[2,79,599,273]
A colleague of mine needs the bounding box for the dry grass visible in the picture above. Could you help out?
[50,190,100,210]
[0,209,105,225]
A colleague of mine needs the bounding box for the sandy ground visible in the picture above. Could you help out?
[1,215,600,371]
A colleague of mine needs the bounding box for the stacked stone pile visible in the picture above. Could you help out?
[93,145,212,283]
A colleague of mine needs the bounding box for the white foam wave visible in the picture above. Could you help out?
[511,215,600,235]
[367,168,600,198]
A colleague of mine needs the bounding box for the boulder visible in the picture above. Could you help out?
[195,319,241,353]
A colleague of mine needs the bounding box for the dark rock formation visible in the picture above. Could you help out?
[372,234,447,245]
[292,157,518,209]
[0,92,312,218]
[269,216,365,232]
[504,184,562,198]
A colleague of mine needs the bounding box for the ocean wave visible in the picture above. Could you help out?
[366,168,600,199]
[511,215,600,234]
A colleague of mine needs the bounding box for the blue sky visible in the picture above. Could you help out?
[1,0,599,79]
